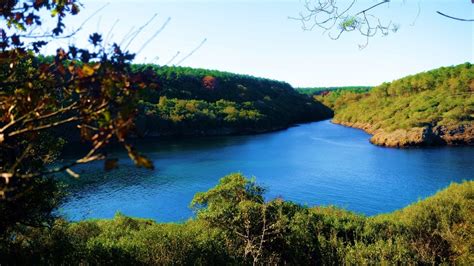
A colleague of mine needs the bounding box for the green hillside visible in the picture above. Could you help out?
[317,63,474,147]
[133,65,333,136]
[298,86,371,95]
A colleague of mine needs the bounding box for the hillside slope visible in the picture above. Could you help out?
[319,63,474,147]
[133,65,333,136]
[297,86,371,95]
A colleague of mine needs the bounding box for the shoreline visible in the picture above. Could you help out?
[332,119,474,148]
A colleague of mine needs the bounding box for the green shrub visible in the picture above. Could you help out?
[1,175,472,265]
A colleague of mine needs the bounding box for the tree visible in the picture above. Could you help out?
[0,0,156,238]
[292,0,474,48]
[191,174,300,265]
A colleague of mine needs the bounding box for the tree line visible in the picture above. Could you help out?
[134,65,333,136]
[317,63,474,131]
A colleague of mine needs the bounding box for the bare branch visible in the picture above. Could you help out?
[6,116,80,138]
[22,102,78,124]
[175,38,207,66]
[436,11,474,22]
[165,51,181,65]
[291,0,396,48]
[123,13,158,51]
[18,2,110,40]
[137,17,172,55]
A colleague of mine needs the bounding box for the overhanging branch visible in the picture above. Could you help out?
[436,11,474,22]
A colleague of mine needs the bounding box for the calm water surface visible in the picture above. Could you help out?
[61,120,474,222]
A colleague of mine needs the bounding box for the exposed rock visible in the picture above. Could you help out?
[332,119,474,148]
[433,124,474,145]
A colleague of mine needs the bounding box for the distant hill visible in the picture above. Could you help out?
[132,65,333,136]
[297,86,371,96]
[318,63,474,147]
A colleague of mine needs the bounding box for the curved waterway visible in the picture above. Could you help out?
[61,120,474,222]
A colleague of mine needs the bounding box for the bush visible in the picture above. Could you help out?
[1,175,472,265]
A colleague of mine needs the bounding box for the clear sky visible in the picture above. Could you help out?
[46,0,473,87]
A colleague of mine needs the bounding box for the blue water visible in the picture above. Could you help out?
[60,120,474,222]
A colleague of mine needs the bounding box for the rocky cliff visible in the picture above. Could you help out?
[333,120,474,148]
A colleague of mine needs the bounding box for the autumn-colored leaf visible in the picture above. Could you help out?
[104,158,119,171]
[0,1,158,202]
[56,64,66,75]
[80,125,93,141]
[125,144,154,170]
[116,125,128,142]
[82,65,95,77]
[134,154,154,170]
[68,62,75,73]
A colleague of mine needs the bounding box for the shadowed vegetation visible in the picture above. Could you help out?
[134,65,333,136]
[1,174,472,265]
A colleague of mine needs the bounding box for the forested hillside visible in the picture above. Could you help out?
[298,86,371,95]
[317,63,474,147]
[133,65,333,136]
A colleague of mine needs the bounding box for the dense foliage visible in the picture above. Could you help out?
[133,65,333,136]
[1,174,472,265]
[0,0,156,245]
[319,63,474,131]
[297,86,371,96]
[315,87,372,110]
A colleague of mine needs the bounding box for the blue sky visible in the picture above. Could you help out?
[47,0,473,87]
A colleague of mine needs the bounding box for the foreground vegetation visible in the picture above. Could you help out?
[2,174,472,265]
[317,63,474,147]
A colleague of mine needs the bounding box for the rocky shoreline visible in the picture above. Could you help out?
[332,120,474,148]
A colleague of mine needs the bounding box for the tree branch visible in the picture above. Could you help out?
[436,11,474,22]
[6,116,80,138]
